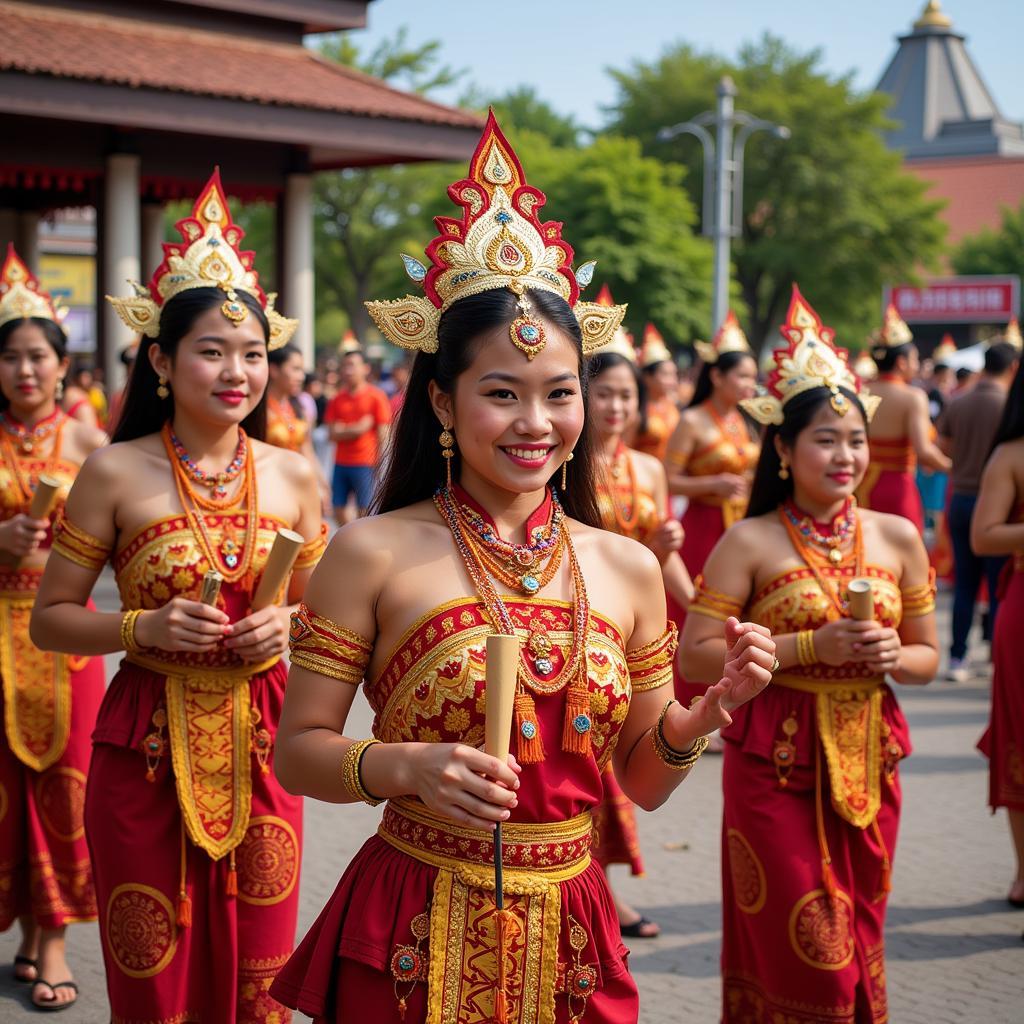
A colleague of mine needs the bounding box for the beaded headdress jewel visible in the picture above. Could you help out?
[107,168,297,350]
[366,111,626,360]
[740,285,880,426]
[0,244,67,330]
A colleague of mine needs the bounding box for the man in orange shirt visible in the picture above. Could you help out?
[324,348,391,523]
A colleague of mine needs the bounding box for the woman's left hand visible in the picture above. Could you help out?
[852,624,902,674]
[224,606,291,663]
[647,519,684,561]
[711,616,775,713]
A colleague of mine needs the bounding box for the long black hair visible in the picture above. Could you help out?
[268,343,305,418]
[870,341,914,374]
[0,317,68,414]
[111,287,268,443]
[374,287,601,527]
[689,349,756,409]
[588,351,647,435]
[990,356,1024,450]
[745,386,867,519]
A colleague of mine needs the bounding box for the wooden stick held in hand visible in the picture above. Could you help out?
[251,529,304,611]
[1,475,63,568]
[847,578,874,621]
[199,570,223,606]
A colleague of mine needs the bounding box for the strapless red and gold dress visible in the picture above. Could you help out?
[267,397,309,454]
[272,596,677,1024]
[689,515,935,1024]
[52,509,325,1023]
[978,503,1024,811]
[632,398,678,464]
[0,431,104,932]
[856,435,924,532]
[593,446,662,876]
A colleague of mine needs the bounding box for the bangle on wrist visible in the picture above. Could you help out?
[651,699,709,771]
[121,609,144,654]
[341,738,384,806]
[796,629,817,667]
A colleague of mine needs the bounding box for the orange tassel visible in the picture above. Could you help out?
[397,997,407,1021]
[821,859,839,902]
[145,768,155,783]
[226,850,238,896]
[871,820,892,902]
[561,682,592,757]
[176,891,192,928]
[513,691,545,764]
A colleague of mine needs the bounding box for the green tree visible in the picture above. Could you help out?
[605,35,947,349]
[952,199,1024,277]
[464,85,582,148]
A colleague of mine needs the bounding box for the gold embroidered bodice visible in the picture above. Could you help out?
[596,463,661,543]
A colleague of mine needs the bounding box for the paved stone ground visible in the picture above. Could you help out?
[1,582,1021,1022]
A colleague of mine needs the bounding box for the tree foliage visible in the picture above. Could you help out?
[952,200,1024,278]
[605,35,948,349]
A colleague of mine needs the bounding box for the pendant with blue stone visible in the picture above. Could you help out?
[521,574,540,594]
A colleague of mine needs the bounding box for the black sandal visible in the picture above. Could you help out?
[619,916,660,939]
[13,954,38,982]
[30,979,78,1012]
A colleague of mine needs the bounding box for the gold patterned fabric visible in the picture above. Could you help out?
[690,575,745,622]
[293,523,328,571]
[51,516,113,572]
[624,624,678,693]
[289,602,371,686]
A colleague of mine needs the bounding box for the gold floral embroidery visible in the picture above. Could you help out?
[788,889,855,971]
[235,816,299,906]
[105,883,178,979]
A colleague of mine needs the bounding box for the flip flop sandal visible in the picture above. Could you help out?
[13,954,38,982]
[30,979,78,1012]
[619,916,660,939]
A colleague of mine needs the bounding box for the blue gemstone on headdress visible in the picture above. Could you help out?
[400,253,427,283]
[573,714,592,735]
[209,238,220,247]
[521,721,537,740]
[496,211,512,224]
[519,325,539,341]
[575,261,597,289]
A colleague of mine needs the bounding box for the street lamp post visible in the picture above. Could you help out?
[658,76,789,333]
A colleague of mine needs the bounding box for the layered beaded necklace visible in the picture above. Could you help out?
[161,423,257,584]
[606,441,640,534]
[0,408,65,456]
[168,426,247,501]
[782,497,857,566]
[707,401,754,467]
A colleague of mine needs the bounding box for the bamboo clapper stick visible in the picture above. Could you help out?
[2,474,62,568]
[847,577,874,621]
[251,529,304,611]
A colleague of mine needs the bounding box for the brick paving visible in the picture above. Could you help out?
[1,584,1020,1022]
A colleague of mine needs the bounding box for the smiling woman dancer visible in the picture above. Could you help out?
[30,172,325,1023]
[681,287,939,1024]
[268,114,775,1024]
[0,246,106,1010]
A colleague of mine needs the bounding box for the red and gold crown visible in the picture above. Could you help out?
[366,111,625,359]
[0,244,67,330]
[694,310,750,365]
[638,322,672,368]
[106,168,296,350]
[740,285,880,426]
[591,284,636,362]
[933,333,957,362]
[1004,317,1022,351]
[875,303,913,348]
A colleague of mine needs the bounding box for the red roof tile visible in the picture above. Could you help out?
[906,157,1024,244]
[0,2,480,129]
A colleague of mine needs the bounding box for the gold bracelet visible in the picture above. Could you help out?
[651,699,710,771]
[340,738,384,806]
[796,629,817,667]
[120,609,143,654]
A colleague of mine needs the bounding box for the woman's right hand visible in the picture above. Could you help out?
[0,514,49,557]
[811,619,880,667]
[133,598,230,653]
[409,743,521,831]
[710,473,749,501]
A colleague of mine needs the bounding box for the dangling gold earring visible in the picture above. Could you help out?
[157,375,170,400]
[778,458,789,481]
[55,377,64,401]
[439,426,455,489]
[561,451,574,490]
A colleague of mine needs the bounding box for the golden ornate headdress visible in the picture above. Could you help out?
[694,310,750,365]
[107,168,296,350]
[1004,317,1023,351]
[875,303,913,349]
[933,333,957,362]
[0,244,67,330]
[365,111,625,360]
[638,322,672,369]
[740,285,880,426]
[591,284,636,362]
[853,350,878,382]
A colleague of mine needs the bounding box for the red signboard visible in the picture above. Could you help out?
[884,276,1020,324]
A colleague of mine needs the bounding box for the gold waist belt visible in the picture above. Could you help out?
[771,671,884,696]
[126,651,279,860]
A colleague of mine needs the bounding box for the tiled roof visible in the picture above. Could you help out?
[907,157,1024,244]
[0,2,480,128]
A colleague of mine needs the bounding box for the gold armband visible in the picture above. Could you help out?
[120,609,144,654]
[796,629,817,667]
[901,569,937,618]
[689,575,744,622]
[289,603,372,685]
[293,523,329,571]
[651,699,710,770]
[341,738,384,806]
[626,623,678,693]
[52,517,112,572]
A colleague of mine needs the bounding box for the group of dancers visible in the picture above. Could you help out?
[0,111,1019,1023]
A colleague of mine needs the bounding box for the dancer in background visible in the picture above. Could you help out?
[681,287,938,1024]
[857,305,950,530]
[971,357,1024,907]
[31,172,325,1022]
[665,311,759,706]
[0,245,106,1010]
[630,323,679,463]
[589,336,694,939]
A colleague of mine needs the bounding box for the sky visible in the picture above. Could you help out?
[343,0,1024,130]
